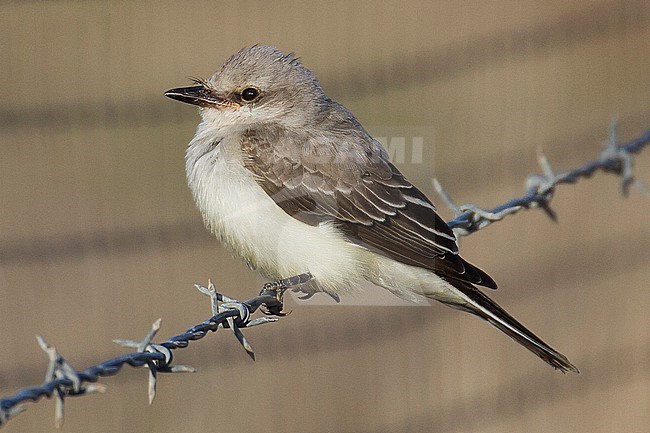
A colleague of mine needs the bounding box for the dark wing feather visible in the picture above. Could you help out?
[241,126,496,289]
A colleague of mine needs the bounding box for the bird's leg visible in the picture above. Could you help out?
[257,273,312,316]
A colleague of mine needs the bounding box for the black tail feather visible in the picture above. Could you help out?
[439,280,579,373]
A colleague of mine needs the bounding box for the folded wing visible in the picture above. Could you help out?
[240,127,496,289]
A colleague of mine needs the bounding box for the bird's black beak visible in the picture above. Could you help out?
[164,85,236,109]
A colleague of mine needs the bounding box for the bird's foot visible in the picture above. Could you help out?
[258,273,313,316]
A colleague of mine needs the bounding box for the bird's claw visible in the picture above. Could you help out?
[259,286,288,316]
[258,273,312,316]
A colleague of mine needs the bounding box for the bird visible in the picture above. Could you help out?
[164,45,578,373]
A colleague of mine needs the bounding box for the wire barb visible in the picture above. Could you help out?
[114,318,195,404]
[35,335,106,428]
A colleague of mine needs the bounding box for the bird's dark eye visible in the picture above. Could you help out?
[241,87,260,102]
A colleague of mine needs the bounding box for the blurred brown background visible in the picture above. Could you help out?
[1,1,649,432]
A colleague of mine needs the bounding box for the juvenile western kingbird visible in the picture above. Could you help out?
[165,45,578,373]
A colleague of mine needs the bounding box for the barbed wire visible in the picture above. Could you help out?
[438,124,650,236]
[0,275,309,429]
[0,126,648,429]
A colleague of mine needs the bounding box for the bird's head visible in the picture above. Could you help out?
[165,45,328,131]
